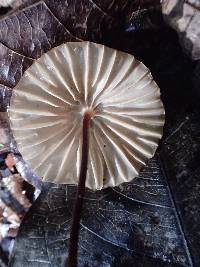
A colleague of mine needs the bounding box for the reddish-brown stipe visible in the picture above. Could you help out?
[65,112,91,267]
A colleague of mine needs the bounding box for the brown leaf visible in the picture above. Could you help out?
[0,2,78,59]
[0,43,33,88]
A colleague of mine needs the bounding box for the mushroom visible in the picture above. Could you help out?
[9,41,165,266]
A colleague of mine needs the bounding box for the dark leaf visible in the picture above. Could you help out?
[160,111,200,267]
[9,157,192,267]
[44,0,118,43]
[3,0,120,50]
[0,43,33,87]
[0,2,78,59]
[93,0,160,19]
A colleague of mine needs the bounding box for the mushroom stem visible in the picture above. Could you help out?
[65,112,91,267]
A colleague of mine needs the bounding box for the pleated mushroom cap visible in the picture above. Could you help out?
[9,41,165,190]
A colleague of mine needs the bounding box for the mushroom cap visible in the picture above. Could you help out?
[9,41,165,190]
